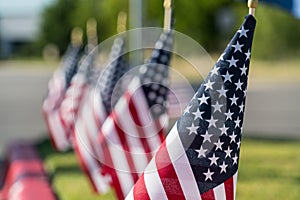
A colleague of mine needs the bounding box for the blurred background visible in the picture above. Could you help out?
[0,0,300,199]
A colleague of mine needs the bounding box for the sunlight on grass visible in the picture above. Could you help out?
[237,139,300,199]
[44,152,115,200]
[39,138,300,200]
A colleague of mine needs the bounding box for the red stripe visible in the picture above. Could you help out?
[155,141,185,200]
[126,92,152,161]
[98,130,124,200]
[155,119,165,143]
[73,133,98,192]
[59,109,70,138]
[133,174,151,200]
[42,110,58,151]
[201,189,216,200]
[71,84,86,128]
[224,176,234,200]
[112,111,140,182]
[91,93,106,129]
[43,109,68,151]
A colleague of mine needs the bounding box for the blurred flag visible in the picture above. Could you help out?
[42,44,82,151]
[98,30,173,200]
[125,14,256,200]
[59,49,98,145]
[73,37,128,193]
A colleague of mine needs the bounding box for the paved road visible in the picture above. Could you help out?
[0,67,52,155]
[244,82,300,139]
[0,65,299,155]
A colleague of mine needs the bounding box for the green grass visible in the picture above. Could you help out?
[37,138,300,200]
[37,139,115,200]
[237,138,300,199]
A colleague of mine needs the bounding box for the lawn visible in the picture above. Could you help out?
[38,138,300,200]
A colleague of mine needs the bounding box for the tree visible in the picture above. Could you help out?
[39,0,80,55]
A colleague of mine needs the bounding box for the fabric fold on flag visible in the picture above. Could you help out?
[125,14,256,200]
[59,49,99,146]
[98,30,174,200]
[73,36,129,194]
[42,44,82,151]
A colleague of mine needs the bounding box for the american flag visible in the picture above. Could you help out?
[59,49,99,145]
[42,44,82,151]
[125,14,256,200]
[98,30,173,200]
[73,37,128,193]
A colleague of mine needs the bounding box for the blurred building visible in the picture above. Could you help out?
[0,0,53,58]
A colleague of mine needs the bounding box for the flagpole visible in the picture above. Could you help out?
[163,0,172,31]
[71,27,83,47]
[117,12,127,33]
[86,18,98,52]
[248,0,258,16]
[129,0,143,67]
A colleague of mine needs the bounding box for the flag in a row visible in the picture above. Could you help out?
[42,1,258,199]
[125,13,256,200]
[98,29,173,199]
[73,36,129,193]
[42,40,82,151]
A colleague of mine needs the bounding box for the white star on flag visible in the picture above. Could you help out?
[217,86,228,98]
[238,26,249,38]
[222,71,234,83]
[204,80,215,91]
[245,49,251,60]
[232,41,244,53]
[227,56,239,68]
[230,94,239,105]
[202,131,213,143]
[187,123,199,135]
[198,94,209,105]
[235,79,244,90]
[195,146,208,158]
[203,169,214,181]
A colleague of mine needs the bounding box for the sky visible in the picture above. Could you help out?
[0,0,54,16]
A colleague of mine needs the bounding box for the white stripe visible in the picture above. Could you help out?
[75,132,110,193]
[129,80,163,153]
[47,111,69,151]
[125,188,134,200]
[92,88,107,123]
[143,159,168,200]
[165,124,201,200]
[102,117,135,195]
[88,89,107,158]
[293,0,300,18]
[114,95,149,174]
[85,101,104,158]
[233,172,238,200]
[74,116,92,156]
[77,137,110,193]
[82,99,100,139]
[214,184,226,200]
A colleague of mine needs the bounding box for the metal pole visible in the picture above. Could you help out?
[248,0,258,16]
[129,0,144,67]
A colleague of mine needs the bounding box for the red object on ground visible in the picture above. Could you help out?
[0,143,57,200]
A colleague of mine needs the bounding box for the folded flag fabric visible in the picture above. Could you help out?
[59,50,99,146]
[125,14,256,200]
[42,44,82,151]
[73,37,129,193]
[98,30,173,200]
